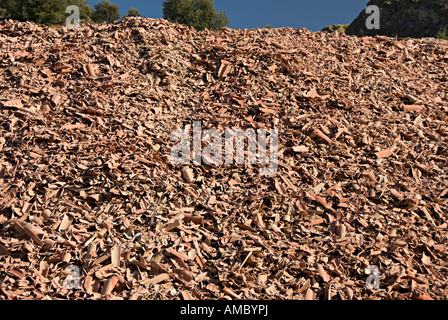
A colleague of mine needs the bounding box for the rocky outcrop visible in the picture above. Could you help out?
[346,0,448,38]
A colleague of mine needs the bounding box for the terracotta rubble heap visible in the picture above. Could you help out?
[0,17,447,300]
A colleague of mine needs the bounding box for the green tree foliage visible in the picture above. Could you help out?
[438,25,448,40]
[29,0,68,25]
[0,8,8,18]
[0,0,94,25]
[162,0,229,30]
[92,0,119,23]
[0,0,22,21]
[74,0,94,23]
[122,7,140,19]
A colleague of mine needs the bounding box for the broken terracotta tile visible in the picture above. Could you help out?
[0,16,446,302]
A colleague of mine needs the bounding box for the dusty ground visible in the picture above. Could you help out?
[0,17,447,300]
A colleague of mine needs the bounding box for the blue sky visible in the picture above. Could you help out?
[88,0,368,31]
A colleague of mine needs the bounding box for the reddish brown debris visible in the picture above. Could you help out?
[0,17,447,300]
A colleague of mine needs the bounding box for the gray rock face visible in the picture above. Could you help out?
[346,0,448,38]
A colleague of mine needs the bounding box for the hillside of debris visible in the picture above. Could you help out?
[0,17,447,300]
